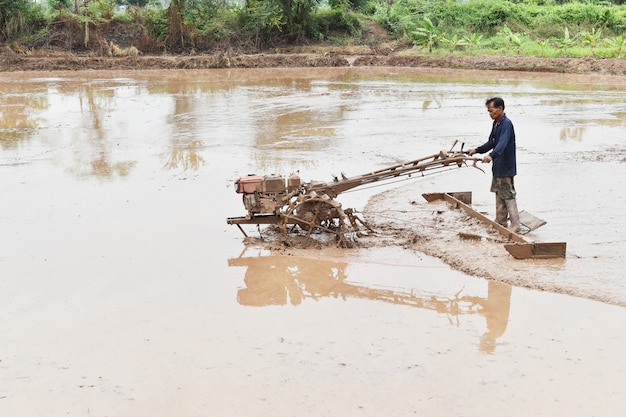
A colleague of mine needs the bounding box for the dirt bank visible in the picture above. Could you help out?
[3,45,626,75]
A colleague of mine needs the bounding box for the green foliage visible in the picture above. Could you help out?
[144,5,169,40]
[552,27,578,57]
[579,27,602,56]
[112,10,135,23]
[359,0,380,15]
[377,0,626,39]
[313,6,363,38]
[500,25,524,54]
[275,0,321,36]
[411,15,439,52]
[81,0,115,23]
[440,34,462,53]
[535,38,550,56]
[238,0,284,47]
[604,34,626,57]
[2,0,626,58]
[184,0,232,33]
[460,33,483,55]
[0,0,46,42]
[47,0,73,12]
[126,0,150,6]
[329,0,370,12]
[550,2,615,27]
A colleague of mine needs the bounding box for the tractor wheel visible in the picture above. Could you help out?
[279,195,352,245]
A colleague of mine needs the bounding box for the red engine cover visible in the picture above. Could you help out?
[235,175,263,194]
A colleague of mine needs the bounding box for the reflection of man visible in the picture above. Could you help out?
[478,281,512,354]
[469,97,520,233]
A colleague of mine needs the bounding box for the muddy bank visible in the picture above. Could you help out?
[3,46,626,75]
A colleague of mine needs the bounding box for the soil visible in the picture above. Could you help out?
[3,45,626,75]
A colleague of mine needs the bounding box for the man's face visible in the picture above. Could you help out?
[487,102,503,121]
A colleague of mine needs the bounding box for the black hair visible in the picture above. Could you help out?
[486,97,505,110]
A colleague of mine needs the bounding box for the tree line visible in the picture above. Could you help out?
[1,0,625,57]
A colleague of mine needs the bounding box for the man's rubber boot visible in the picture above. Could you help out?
[495,194,509,227]
[505,199,521,233]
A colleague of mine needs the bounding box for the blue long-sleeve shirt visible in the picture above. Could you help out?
[476,113,517,178]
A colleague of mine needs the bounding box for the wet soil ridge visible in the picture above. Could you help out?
[3,46,626,75]
[363,191,626,308]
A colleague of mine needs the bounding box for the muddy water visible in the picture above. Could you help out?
[1,68,625,416]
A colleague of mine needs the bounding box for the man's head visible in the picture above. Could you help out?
[486,97,505,121]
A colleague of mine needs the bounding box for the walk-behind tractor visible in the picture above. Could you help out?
[226,142,566,259]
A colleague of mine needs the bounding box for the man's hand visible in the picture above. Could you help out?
[468,149,477,155]
[482,155,492,163]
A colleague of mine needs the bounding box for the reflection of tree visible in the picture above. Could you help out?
[229,250,512,353]
[90,157,136,177]
[559,126,585,141]
[251,79,346,171]
[162,85,206,171]
[421,92,443,110]
[163,139,205,170]
[0,84,47,149]
[59,83,136,180]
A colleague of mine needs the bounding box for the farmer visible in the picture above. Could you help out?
[468,97,520,233]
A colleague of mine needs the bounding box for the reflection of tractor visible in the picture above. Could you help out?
[227,142,482,244]
[228,251,512,353]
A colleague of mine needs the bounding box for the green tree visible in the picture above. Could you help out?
[47,0,73,12]
[276,0,320,38]
[126,0,150,6]
[166,0,187,50]
[76,0,112,47]
[0,0,32,41]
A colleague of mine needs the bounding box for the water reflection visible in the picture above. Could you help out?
[162,82,206,171]
[56,82,137,179]
[163,140,206,170]
[421,92,443,110]
[251,83,347,171]
[559,126,585,142]
[228,249,511,353]
[0,85,47,149]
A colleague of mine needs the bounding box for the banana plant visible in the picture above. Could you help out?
[500,26,523,55]
[460,33,483,55]
[535,39,549,57]
[440,34,462,53]
[412,16,439,53]
[553,27,578,57]
[579,28,602,57]
[604,35,626,58]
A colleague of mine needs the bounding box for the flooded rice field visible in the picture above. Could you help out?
[1,67,625,416]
